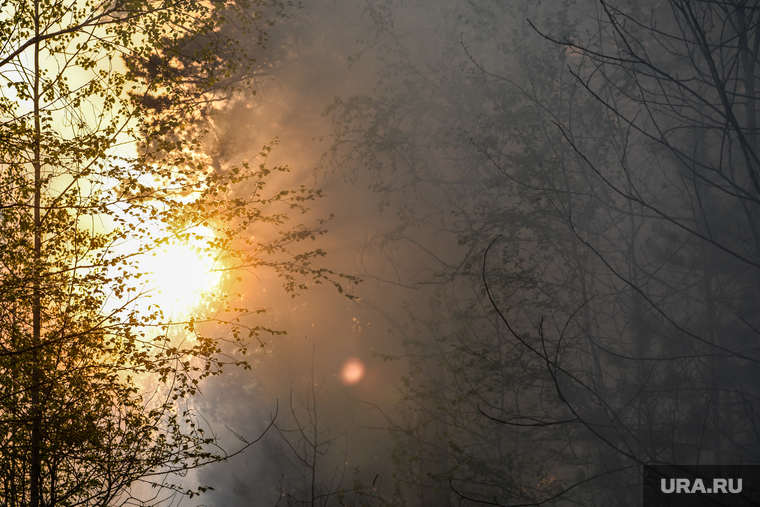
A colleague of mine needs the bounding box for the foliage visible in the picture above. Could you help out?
[0,0,356,505]
[325,0,760,505]
[322,0,594,503]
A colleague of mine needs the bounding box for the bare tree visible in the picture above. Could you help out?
[324,0,760,505]
[474,0,760,504]
[274,346,353,507]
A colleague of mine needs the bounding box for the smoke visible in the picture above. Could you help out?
[182,2,412,505]
[174,0,759,505]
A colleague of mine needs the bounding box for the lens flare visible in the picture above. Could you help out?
[340,358,365,385]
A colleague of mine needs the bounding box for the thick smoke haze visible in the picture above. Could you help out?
[174,0,760,506]
[2,0,755,504]
[186,1,517,504]
[184,2,416,505]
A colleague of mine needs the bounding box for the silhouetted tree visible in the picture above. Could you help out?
[0,1,356,505]
[325,0,760,505]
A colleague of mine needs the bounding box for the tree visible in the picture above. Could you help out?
[325,0,760,505]
[323,0,600,504]
[274,347,351,507]
[0,0,357,505]
[494,0,760,495]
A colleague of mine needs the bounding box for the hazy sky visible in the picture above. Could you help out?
[184,2,418,504]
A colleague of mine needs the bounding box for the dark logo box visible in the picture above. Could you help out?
[643,465,760,506]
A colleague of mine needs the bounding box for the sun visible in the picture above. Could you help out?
[139,228,222,315]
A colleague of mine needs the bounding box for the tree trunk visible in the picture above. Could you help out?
[31,0,42,504]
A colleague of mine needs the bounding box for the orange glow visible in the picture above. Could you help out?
[136,226,221,316]
[340,358,365,385]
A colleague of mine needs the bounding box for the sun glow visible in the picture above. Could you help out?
[139,228,222,316]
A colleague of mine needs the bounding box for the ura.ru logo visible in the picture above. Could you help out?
[661,478,742,494]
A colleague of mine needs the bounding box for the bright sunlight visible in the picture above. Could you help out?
[139,227,222,316]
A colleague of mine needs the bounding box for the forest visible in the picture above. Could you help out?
[0,0,758,506]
